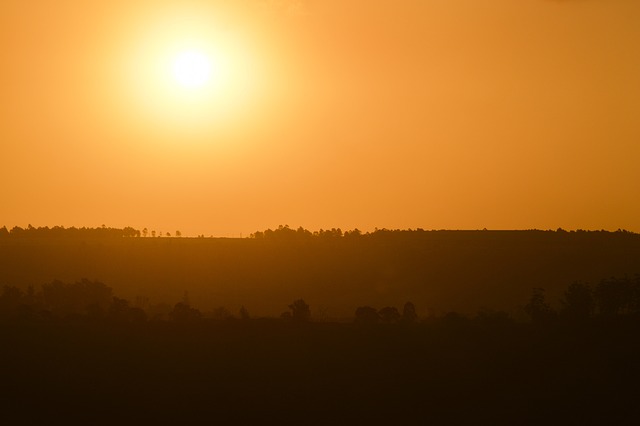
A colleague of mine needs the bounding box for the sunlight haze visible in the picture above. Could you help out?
[1,0,639,236]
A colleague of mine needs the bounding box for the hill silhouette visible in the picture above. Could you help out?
[1,226,639,318]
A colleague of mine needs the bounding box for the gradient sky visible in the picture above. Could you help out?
[2,0,639,236]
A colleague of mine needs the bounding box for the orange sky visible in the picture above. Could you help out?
[1,0,639,236]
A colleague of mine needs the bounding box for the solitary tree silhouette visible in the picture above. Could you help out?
[288,299,311,322]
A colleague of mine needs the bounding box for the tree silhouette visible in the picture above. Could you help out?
[288,299,311,322]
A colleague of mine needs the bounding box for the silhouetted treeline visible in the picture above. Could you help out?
[0,279,140,321]
[0,224,141,238]
[251,224,359,240]
[3,278,640,423]
[5,275,640,329]
[251,224,637,241]
[525,275,640,325]
[354,302,418,324]
[0,279,248,325]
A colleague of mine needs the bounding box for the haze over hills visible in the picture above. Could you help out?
[2,225,639,318]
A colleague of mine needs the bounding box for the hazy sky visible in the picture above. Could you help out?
[2,0,639,236]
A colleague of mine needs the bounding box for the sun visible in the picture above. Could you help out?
[172,50,212,89]
[124,12,263,136]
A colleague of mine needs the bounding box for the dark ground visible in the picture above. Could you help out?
[2,317,640,425]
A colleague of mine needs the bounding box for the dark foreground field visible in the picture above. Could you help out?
[3,317,640,425]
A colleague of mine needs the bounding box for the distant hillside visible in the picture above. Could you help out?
[1,228,639,317]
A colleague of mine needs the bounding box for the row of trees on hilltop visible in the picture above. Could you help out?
[250,225,640,241]
[251,225,361,240]
[0,225,189,239]
[0,225,141,238]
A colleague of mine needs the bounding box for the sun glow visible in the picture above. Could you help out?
[121,8,266,139]
[172,50,213,89]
